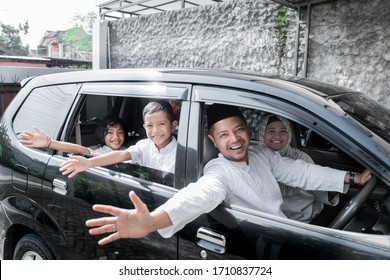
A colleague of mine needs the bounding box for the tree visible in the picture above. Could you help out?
[62,12,97,60]
[0,21,29,56]
[63,27,92,60]
[69,11,97,34]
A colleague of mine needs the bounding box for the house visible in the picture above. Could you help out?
[37,30,66,58]
[37,28,92,61]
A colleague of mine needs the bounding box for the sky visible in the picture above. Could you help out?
[0,0,103,48]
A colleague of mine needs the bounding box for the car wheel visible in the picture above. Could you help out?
[13,233,56,260]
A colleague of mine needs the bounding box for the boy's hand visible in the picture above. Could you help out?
[59,155,91,178]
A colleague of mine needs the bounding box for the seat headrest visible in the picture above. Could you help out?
[203,131,219,166]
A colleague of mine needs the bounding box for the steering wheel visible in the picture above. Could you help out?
[330,176,378,230]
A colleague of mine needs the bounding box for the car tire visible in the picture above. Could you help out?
[13,233,56,260]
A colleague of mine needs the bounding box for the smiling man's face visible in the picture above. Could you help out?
[208,116,250,164]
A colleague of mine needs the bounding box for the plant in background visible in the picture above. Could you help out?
[62,12,97,61]
[63,27,92,60]
[0,21,29,56]
[277,5,288,58]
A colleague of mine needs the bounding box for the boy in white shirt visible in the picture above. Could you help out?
[60,101,178,177]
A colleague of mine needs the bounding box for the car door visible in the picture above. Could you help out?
[41,82,191,259]
[2,83,79,258]
[177,85,390,260]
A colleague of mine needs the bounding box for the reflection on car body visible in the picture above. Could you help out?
[0,68,389,260]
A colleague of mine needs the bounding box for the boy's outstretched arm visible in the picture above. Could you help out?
[60,150,131,178]
[85,191,172,245]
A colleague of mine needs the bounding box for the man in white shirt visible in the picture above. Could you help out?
[85,104,372,245]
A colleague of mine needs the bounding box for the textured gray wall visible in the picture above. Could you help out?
[109,0,297,73]
[308,0,390,107]
[107,0,389,108]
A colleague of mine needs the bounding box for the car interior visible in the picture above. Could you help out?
[61,96,390,235]
[202,105,390,235]
[64,94,180,186]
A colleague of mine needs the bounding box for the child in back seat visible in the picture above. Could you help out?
[19,115,129,156]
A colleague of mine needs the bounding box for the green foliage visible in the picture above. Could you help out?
[278,5,289,57]
[62,12,97,60]
[63,27,92,52]
[0,21,29,56]
[0,12,96,59]
[0,121,14,164]
[69,11,98,34]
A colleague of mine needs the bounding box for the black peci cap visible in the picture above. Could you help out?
[206,104,246,129]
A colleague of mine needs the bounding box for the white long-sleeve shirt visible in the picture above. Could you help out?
[126,137,177,173]
[157,145,347,238]
[87,145,127,155]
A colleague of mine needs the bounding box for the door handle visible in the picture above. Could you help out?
[13,164,29,191]
[52,178,68,195]
[196,227,226,254]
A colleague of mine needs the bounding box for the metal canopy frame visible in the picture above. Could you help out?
[98,0,225,19]
[97,0,337,19]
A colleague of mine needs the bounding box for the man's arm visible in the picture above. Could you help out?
[269,150,372,192]
[60,150,131,178]
[85,191,172,245]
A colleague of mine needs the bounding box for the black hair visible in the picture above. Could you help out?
[94,115,129,145]
[206,104,246,132]
[142,101,176,123]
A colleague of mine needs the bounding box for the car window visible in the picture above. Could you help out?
[332,94,390,143]
[13,84,78,144]
[65,93,183,187]
[299,127,341,152]
[66,94,124,148]
[200,99,373,231]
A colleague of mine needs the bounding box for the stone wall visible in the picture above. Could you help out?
[105,0,389,108]
[109,0,296,74]
[309,0,390,107]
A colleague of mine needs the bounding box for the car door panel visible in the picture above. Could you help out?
[36,82,190,259]
[180,203,390,259]
[43,155,178,259]
[177,86,390,260]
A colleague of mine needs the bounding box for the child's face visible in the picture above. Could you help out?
[143,111,177,150]
[263,120,289,151]
[104,124,125,150]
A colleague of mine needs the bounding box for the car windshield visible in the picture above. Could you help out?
[332,93,390,142]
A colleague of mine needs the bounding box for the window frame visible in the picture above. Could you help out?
[13,83,80,149]
[59,82,192,189]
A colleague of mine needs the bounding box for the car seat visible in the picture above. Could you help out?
[202,130,219,167]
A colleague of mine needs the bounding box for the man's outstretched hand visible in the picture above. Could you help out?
[85,191,171,245]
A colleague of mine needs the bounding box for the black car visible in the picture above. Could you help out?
[0,68,389,260]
